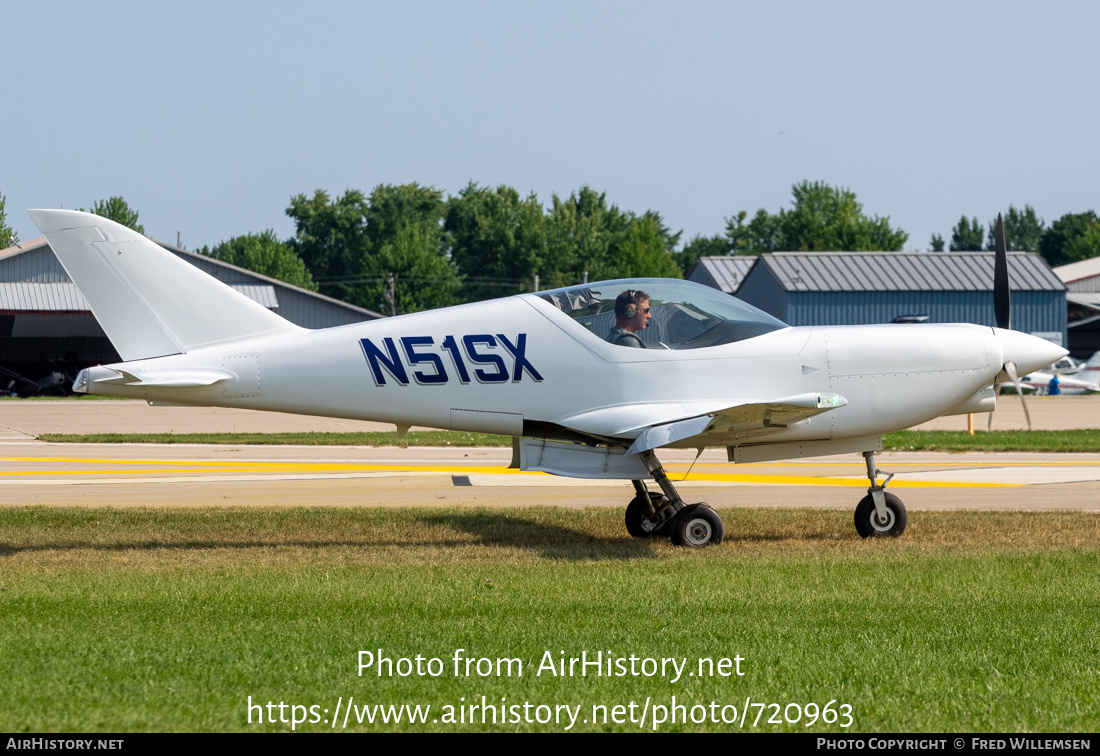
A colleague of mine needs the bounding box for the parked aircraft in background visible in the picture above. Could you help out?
[28,210,1065,546]
[1049,356,1083,374]
[1008,370,1100,395]
[999,354,1100,395]
[1059,352,1100,381]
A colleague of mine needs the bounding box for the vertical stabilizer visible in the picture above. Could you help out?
[27,209,301,360]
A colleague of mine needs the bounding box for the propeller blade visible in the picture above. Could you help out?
[1004,360,1032,431]
[993,213,1011,330]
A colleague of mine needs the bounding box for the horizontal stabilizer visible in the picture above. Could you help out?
[27,209,301,360]
[74,365,237,392]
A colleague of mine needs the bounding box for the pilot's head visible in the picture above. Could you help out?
[614,289,651,332]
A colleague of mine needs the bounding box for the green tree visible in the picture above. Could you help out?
[80,196,144,234]
[0,190,17,248]
[1039,211,1100,267]
[930,233,945,252]
[357,224,463,314]
[363,183,447,250]
[987,204,1044,252]
[357,183,459,313]
[641,210,683,260]
[949,216,984,251]
[613,213,683,279]
[782,181,906,251]
[445,182,546,301]
[726,181,907,253]
[726,209,782,255]
[543,186,633,287]
[198,230,316,290]
[286,185,461,312]
[286,189,371,298]
[541,187,682,286]
[1062,223,1100,264]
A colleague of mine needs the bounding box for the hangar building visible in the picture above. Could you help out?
[0,236,382,391]
[686,255,756,294]
[690,251,1067,345]
[1053,257,1100,358]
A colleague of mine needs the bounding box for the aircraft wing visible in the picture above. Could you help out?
[553,392,847,455]
[624,393,847,454]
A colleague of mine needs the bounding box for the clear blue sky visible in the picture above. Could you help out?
[4,1,1098,253]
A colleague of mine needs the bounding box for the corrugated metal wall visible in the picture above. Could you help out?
[735,265,788,321]
[168,248,379,329]
[688,257,757,294]
[1068,277,1100,293]
[786,290,1066,343]
[762,251,1063,292]
[0,242,382,376]
[733,254,1067,344]
[0,247,70,283]
[687,266,718,289]
[272,287,378,329]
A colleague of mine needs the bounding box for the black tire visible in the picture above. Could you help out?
[625,492,671,538]
[669,504,724,548]
[854,492,907,538]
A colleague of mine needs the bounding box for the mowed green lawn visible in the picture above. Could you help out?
[36,428,1100,452]
[1,507,1097,733]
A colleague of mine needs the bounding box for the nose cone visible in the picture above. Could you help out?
[994,328,1068,376]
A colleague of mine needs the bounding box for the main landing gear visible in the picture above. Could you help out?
[625,451,724,548]
[854,451,907,538]
[625,449,906,544]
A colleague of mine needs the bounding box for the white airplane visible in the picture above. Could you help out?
[27,209,1066,546]
[1052,352,1100,384]
[1048,356,1083,374]
[1011,370,1100,394]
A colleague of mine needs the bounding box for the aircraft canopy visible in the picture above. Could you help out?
[537,278,788,349]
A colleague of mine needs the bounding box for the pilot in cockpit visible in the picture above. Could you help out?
[606,289,651,348]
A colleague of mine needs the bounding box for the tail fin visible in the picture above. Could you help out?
[28,209,301,361]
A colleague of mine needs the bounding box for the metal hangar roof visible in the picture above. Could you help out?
[686,256,757,294]
[756,251,1065,293]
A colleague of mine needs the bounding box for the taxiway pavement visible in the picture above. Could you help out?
[2,399,1100,511]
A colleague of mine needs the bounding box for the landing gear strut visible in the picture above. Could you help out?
[854,450,907,538]
[624,451,724,547]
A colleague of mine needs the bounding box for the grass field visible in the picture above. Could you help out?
[882,429,1100,453]
[36,428,1100,453]
[2,506,1097,732]
[36,430,511,446]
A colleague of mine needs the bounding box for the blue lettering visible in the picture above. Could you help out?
[462,334,509,383]
[361,334,540,386]
[401,336,447,384]
[497,333,543,382]
[360,337,408,386]
[441,335,471,383]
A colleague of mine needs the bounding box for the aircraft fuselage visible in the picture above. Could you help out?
[75,292,1055,449]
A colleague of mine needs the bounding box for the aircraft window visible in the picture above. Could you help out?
[537,278,788,349]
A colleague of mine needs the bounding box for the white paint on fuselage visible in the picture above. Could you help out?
[83,294,1021,447]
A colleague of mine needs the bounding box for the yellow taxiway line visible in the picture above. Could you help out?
[0,456,1019,488]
